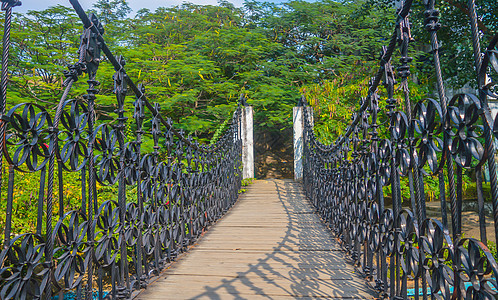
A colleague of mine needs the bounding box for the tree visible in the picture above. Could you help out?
[3,0,400,141]
[359,0,498,88]
[92,0,131,25]
[4,6,81,106]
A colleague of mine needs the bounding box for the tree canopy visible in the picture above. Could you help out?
[3,0,495,143]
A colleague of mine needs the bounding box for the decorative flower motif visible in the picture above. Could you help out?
[156,162,170,206]
[151,103,161,144]
[347,201,360,248]
[364,152,377,202]
[412,98,444,174]
[368,202,381,253]
[58,100,89,171]
[140,154,157,202]
[123,141,140,185]
[378,139,392,187]
[456,238,498,299]
[446,93,486,169]
[124,203,139,247]
[141,204,157,256]
[4,103,51,171]
[420,218,454,299]
[391,111,411,175]
[93,124,120,185]
[380,209,395,257]
[397,210,420,280]
[134,85,146,128]
[0,234,50,300]
[94,201,120,267]
[52,211,89,290]
[157,204,171,250]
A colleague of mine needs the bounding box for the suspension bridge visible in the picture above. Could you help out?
[0,0,497,299]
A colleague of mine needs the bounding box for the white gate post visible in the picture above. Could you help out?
[241,105,254,179]
[294,102,312,181]
[293,106,304,181]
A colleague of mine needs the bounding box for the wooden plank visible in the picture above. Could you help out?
[137,179,376,299]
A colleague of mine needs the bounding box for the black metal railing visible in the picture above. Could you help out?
[0,1,243,299]
[303,0,498,299]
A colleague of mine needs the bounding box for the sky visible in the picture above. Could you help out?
[16,0,246,14]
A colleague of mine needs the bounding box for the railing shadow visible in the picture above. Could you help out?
[181,179,377,299]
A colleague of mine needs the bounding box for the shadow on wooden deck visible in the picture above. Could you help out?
[137,179,377,299]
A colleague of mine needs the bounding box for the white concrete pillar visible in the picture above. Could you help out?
[241,106,254,179]
[294,106,313,181]
[293,107,304,181]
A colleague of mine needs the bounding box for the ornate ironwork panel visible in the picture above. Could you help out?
[302,0,498,299]
[0,1,243,299]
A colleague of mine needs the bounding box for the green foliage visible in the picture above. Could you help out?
[210,116,231,145]
[3,0,491,236]
[239,177,256,193]
[488,240,498,261]
[302,76,370,144]
[242,178,256,186]
[0,0,386,237]
[0,166,127,237]
[92,0,132,25]
[4,0,397,141]
[362,0,498,88]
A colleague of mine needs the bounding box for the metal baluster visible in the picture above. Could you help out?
[152,104,161,274]
[134,85,146,288]
[36,166,46,235]
[0,1,245,298]
[438,171,448,228]
[0,1,21,248]
[114,55,130,298]
[466,0,498,247]
[476,167,487,244]
[65,11,105,299]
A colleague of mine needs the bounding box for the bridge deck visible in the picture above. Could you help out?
[137,179,376,299]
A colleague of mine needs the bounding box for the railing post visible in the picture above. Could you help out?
[293,99,312,181]
[241,102,254,179]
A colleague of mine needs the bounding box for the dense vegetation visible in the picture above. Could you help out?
[6,0,496,140]
[1,0,497,233]
[5,0,396,139]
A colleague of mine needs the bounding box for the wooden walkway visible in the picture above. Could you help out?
[137,179,376,299]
